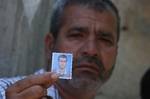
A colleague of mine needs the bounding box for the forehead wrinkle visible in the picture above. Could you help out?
[62,5,101,22]
[65,10,100,32]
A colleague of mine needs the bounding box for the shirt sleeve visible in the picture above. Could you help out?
[0,83,6,99]
[0,77,24,99]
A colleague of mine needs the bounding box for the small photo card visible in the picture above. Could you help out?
[51,52,73,79]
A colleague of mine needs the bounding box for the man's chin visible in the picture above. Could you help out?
[67,73,102,93]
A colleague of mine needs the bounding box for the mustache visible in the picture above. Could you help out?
[73,55,105,71]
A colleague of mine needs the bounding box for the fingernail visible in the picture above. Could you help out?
[51,73,59,81]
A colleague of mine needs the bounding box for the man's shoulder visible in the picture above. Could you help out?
[0,76,24,90]
[0,68,45,90]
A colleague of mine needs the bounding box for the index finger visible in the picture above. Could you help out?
[7,72,59,93]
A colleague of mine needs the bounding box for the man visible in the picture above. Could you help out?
[57,54,68,76]
[0,0,120,99]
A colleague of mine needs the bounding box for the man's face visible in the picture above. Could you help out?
[49,5,118,91]
[59,57,67,69]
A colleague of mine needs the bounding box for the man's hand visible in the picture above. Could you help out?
[6,72,59,99]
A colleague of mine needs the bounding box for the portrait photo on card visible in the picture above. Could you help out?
[51,52,73,79]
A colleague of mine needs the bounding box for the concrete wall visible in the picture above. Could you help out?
[96,0,150,99]
[0,0,54,76]
[0,0,150,99]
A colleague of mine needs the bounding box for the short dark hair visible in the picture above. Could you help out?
[58,54,67,61]
[50,0,120,41]
[141,68,150,99]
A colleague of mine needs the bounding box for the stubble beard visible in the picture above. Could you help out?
[67,72,103,94]
[65,65,115,95]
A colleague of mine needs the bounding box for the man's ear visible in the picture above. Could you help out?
[45,33,55,71]
[45,33,54,54]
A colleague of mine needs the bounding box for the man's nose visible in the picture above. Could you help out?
[81,39,99,57]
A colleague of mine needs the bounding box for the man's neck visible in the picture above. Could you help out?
[55,80,96,99]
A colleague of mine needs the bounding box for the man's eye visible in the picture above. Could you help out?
[100,38,113,46]
[67,32,83,38]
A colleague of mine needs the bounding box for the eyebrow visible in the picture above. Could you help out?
[68,26,89,33]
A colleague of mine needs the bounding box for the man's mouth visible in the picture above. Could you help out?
[73,62,100,76]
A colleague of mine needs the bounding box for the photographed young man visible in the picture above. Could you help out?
[58,55,67,76]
